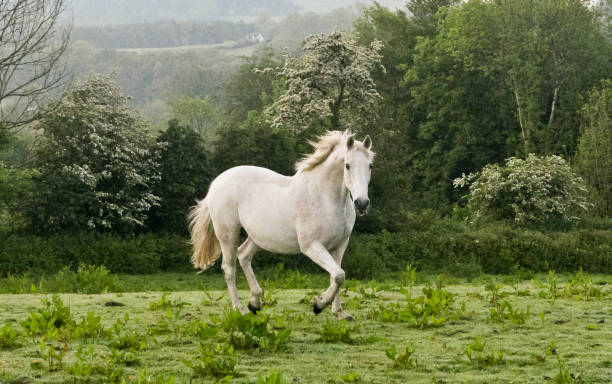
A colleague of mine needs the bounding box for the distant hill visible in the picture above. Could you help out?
[69,0,406,26]
[70,0,301,25]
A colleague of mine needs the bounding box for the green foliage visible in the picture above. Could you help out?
[224,48,281,124]
[67,345,106,380]
[0,232,190,276]
[20,295,75,342]
[182,343,239,380]
[169,96,218,137]
[454,154,591,224]
[212,111,299,177]
[256,371,286,384]
[488,301,530,325]
[317,319,357,344]
[562,269,604,300]
[148,293,190,311]
[74,311,107,339]
[53,264,121,294]
[148,119,212,234]
[371,279,455,328]
[439,0,608,156]
[0,165,38,231]
[575,80,612,216]
[0,322,22,350]
[464,338,505,368]
[385,344,417,369]
[32,73,161,233]
[188,318,220,340]
[327,371,360,383]
[218,309,291,352]
[553,352,584,384]
[34,340,66,372]
[109,314,147,351]
[134,366,176,384]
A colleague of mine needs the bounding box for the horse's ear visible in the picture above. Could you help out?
[363,135,372,150]
[346,135,355,149]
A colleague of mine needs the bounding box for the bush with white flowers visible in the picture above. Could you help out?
[453,154,591,224]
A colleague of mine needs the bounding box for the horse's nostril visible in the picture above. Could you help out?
[355,198,370,211]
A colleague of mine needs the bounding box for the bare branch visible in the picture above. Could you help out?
[0,0,71,131]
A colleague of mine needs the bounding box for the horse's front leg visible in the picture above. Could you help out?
[330,238,353,321]
[300,241,345,314]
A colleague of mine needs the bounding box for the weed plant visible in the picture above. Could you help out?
[0,322,22,350]
[217,309,291,352]
[463,338,505,368]
[182,343,239,380]
[385,344,417,369]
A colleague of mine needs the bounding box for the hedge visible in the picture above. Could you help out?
[1,220,610,277]
[0,233,191,275]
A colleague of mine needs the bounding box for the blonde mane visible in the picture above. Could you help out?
[295,130,374,173]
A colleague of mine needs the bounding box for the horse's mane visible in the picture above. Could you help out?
[295,130,373,173]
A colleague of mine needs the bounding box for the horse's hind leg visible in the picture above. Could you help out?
[217,229,247,314]
[237,237,262,313]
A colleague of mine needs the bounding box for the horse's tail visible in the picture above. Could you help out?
[188,198,221,272]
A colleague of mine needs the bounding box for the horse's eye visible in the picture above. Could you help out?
[345,164,350,170]
[369,163,373,169]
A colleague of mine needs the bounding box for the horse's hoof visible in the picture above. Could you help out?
[313,301,324,315]
[248,302,261,314]
[334,312,354,321]
[239,308,250,315]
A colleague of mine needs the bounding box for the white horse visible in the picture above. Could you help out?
[189,130,374,320]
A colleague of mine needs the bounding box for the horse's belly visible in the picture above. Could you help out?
[240,203,300,254]
[244,223,300,254]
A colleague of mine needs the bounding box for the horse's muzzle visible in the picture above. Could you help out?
[354,198,370,216]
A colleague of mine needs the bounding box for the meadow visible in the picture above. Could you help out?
[0,268,609,383]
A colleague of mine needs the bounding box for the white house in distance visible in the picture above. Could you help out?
[246,33,265,43]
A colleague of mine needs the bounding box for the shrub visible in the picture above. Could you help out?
[454,154,591,224]
[0,232,190,275]
[50,264,121,293]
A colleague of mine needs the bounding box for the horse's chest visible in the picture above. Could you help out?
[298,202,354,250]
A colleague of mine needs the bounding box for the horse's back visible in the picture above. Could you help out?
[206,166,300,253]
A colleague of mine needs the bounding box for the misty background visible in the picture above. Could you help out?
[64,0,405,127]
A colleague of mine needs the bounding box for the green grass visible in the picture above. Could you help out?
[0,273,610,383]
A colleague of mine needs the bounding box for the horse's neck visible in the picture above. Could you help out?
[297,156,348,204]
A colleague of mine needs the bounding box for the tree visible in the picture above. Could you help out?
[169,95,218,138]
[353,2,459,228]
[224,47,281,124]
[32,74,161,233]
[575,80,612,216]
[0,0,70,133]
[212,111,299,177]
[441,0,609,155]
[148,119,213,233]
[265,31,384,132]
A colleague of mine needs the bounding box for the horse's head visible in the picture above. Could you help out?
[343,133,374,216]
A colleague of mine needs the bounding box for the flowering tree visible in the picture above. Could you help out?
[265,31,384,132]
[454,154,591,224]
[33,74,161,233]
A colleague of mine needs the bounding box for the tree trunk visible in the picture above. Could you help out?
[513,86,529,155]
[330,82,345,130]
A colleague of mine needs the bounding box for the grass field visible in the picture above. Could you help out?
[0,272,610,383]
